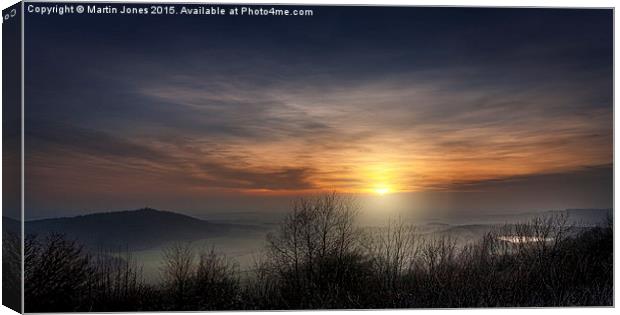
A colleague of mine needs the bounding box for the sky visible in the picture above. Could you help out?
[23,5,612,220]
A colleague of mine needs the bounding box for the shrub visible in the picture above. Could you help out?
[24,233,94,312]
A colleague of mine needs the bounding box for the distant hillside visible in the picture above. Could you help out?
[511,208,612,226]
[24,208,263,250]
[563,208,612,226]
[432,208,613,226]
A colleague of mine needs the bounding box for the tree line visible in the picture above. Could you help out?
[10,193,613,311]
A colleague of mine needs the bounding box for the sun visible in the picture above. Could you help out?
[374,186,391,196]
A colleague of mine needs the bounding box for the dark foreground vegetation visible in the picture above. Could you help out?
[3,230,21,312]
[14,193,613,311]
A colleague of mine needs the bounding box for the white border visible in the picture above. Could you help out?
[0,1,616,315]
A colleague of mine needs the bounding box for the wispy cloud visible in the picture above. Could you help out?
[130,63,611,192]
[24,7,612,215]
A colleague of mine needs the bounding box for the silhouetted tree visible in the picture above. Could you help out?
[265,192,372,308]
[20,210,612,311]
[360,218,421,307]
[161,242,194,310]
[24,233,94,312]
[192,248,240,310]
[160,242,241,310]
[89,250,148,311]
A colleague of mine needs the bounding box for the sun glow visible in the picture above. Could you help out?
[374,186,391,196]
[362,164,398,196]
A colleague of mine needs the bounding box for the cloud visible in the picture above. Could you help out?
[443,164,613,193]
[23,8,612,215]
[26,120,319,194]
[198,163,317,191]
[26,120,172,162]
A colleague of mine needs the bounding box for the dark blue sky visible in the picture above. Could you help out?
[23,5,612,219]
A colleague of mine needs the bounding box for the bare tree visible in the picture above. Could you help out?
[89,249,147,311]
[265,192,369,307]
[24,233,94,312]
[267,193,360,277]
[161,242,194,309]
[362,217,421,290]
[193,248,240,310]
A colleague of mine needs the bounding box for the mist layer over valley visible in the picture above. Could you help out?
[6,193,612,311]
[13,206,611,284]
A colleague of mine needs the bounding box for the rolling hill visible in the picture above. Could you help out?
[23,208,264,250]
